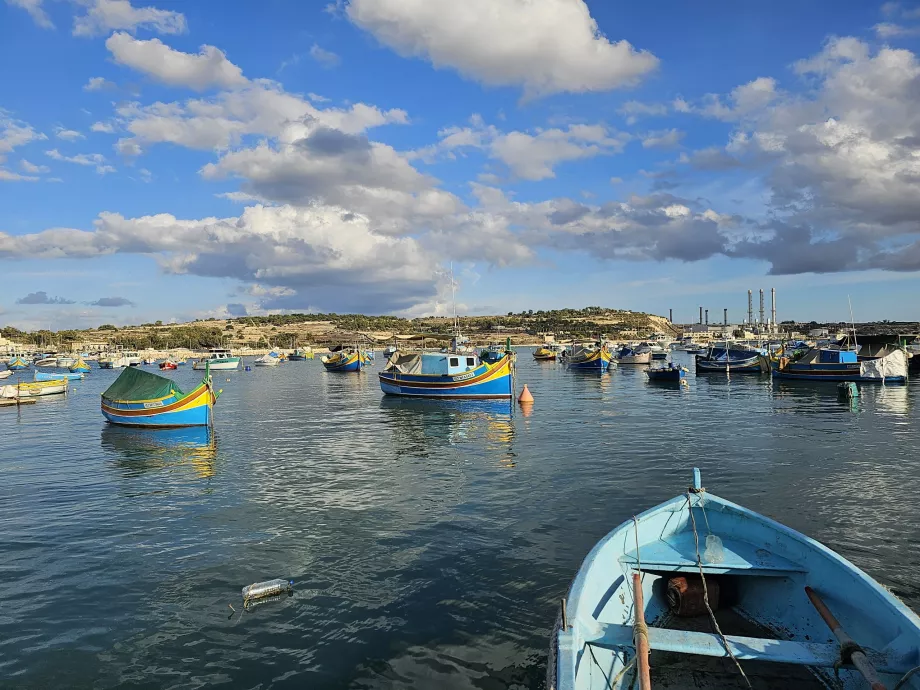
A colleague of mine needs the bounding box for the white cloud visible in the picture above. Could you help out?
[20,159,50,174]
[0,168,40,182]
[54,126,85,141]
[45,148,115,174]
[5,0,53,28]
[696,77,779,121]
[84,76,115,91]
[309,44,341,68]
[641,128,685,149]
[105,32,247,91]
[618,100,668,125]
[91,121,115,133]
[308,92,330,103]
[874,22,920,38]
[344,0,658,97]
[73,0,186,37]
[0,112,46,155]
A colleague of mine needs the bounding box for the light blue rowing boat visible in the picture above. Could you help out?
[34,371,84,381]
[552,469,920,690]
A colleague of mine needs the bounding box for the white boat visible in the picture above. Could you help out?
[617,345,652,365]
[34,357,58,367]
[0,370,12,380]
[254,352,282,367]
[1,379,68,398]
[193,348,241,370]
[122,351,142,366]
[55,356,76,368]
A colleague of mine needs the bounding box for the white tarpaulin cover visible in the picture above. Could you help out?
[859,349,907,380]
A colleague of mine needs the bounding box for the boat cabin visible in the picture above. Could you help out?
[203,348,233,360]
[386,352,482,375]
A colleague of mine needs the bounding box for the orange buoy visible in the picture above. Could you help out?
[518,384,534,403]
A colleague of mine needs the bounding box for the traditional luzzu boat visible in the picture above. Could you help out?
[550,469,920,690]
[192,348,240,371]
[321,347,370,373]
[69,356,91,373]
[773,347,908,383]
[696,346,769,374]
[567,343,614,372]
[1,378,67,398]
[7,356,29,370]
[646,363,687,382]
[35,371,83,381]
[535,343,566,361]
[379,346,514,399]
[101,365,220,427]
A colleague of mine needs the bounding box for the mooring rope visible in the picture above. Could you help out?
[686,493,753,689]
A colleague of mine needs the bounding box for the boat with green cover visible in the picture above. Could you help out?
[101,366,220,427]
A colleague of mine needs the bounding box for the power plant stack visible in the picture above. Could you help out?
[724,308,728,326]
[771,288,776,331]
[747,290,753,326]
[759,289,765,327]
[699,306,703,325]
[705,309,709,325]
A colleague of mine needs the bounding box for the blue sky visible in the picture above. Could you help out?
[2,0,920,330]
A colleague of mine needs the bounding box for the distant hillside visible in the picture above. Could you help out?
[2,307,677,351]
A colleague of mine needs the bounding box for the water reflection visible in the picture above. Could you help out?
[100,425,217,478]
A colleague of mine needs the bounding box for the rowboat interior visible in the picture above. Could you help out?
[555,470,920,690]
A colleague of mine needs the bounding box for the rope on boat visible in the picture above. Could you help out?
[893,665,920,690]
[685,493,753,689]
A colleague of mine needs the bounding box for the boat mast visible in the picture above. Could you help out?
[847,295,858,353]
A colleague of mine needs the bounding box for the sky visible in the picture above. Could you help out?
[2,0,920,330]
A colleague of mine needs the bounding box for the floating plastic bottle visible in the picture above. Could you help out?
[703,534,724,564]
[242,579,293,604]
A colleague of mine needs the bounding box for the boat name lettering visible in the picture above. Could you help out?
[143,401,164,409]
[454,371,476,381]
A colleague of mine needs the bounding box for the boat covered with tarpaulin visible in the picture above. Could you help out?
[773,346,907,383]
[379,350,514,398]
[567,343,613,371]
[550,469,920,690]
[696,346,769,374]
[101,365,219,427]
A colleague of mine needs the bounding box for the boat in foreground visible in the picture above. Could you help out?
[567,343,613,371]
[773,346,908,383]
[379,350,514,399]
[551,469,920,690]
[193,348,240,371]
[101,365,220,427]
[1,378,68,398]
[35,371,83,381]
[646,363,687,382]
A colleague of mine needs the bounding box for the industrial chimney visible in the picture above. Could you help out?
[705,309,709,326]
[771,288,776,329]
[747,290,753,326]
[724,308,728,326]
[759,289,765,327]
[699,306,703,324]
[669,308,673,323]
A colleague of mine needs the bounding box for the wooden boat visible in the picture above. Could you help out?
[55,356,76,368]
[696,346,769,374]
[101,365,219,427]
[568,343,613,371]
[551,468,920,690]
[7,356,29,370]
[192,348,240,371]
[69,357,91,373]
[321,348,370,372]
[479,343,508,364]
[616,346,652,365]
[379,350,514,398]
[288,347,314,361]
[773,347,907,383]
[646,364,687,382]
[0,370,12,380]
[535,343,566,361]
[34,357,58,367]
[254,352,282,366]
[159,360,178,370]
[35,371,83,381]
[1,378,67,398]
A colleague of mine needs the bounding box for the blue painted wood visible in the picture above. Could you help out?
[551,469,920,690]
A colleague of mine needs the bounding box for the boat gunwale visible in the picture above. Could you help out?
[378,354,511,387]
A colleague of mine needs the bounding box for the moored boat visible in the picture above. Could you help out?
[696,346,770,374]
[567,343,613,371]
[0,370,12,380]
[7,356,29,370]
[379,349,514,398]
[1,378,67,397]
[288,347,314,361]
[254,352,282,366]
[192,348,240,371]
[479,342,509,364]
[646,363,687,382]
[55,356,76,368]
[534,343,566,361]
[101,365,220,427]
[34,357,58,367]
[616,346,652,365]
[70,357,91,373]
[159,360,178,370]
[551,468,920,690]
[35,371,83,381]
[321,347,370,373]
[773,347,907,383]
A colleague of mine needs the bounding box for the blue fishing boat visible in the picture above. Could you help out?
[479,343,508,364]
[696,346,769,374]
[773,347,907,383]
[35,371,84,381]
[321,347,369,372]
[551,468,920,690]
[645,363,687,382]
[7,356,29,370]
[379,350,514,399]
[101,365,220,427]
[567,343,613,372]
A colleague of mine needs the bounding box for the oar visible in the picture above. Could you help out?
[632,572,652,690]
[804,586,886,690]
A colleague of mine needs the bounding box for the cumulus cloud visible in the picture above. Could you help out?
[5,0,53,28]
[73,0,186,37]
[106,32,247,91]
[84,76,116,91]
[91,121,115,133]
[641,128,685,149]
[20,159,50,174]
[90,296,135,307]
[0,169,39,182]
[618,101,669,125]
[55,126,85,141]
[45,149,115,174]
[1,112,46,155]
[309,44,341,68]
[16,291,76,305]
[344,0,658,97]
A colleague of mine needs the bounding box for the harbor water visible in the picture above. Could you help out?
[1,351,919,688]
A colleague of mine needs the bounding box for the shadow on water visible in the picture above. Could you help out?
[100,424,217,479]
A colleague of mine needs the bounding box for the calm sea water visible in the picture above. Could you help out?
[1,352,918,688]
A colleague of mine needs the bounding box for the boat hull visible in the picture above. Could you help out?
[379,354,514,399]
[646,368,685,382]
[552,471,920,690]
[35,371,83,381]
[696,355,768,374]
[617,352,652,365]
[192,357,240,370]
[773,349,908,383]
[101,382,215,427]
[322,351,367,372]
[2,380,67,397]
